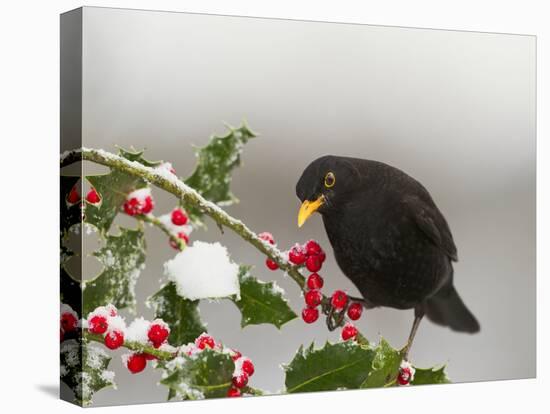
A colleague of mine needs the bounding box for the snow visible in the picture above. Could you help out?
[106,315,127,334]
[126,187,151,202]
[163,241,240,301]
[125,317,151,344]
[60,303,78,320]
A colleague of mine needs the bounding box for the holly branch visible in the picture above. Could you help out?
[84,331,176,360]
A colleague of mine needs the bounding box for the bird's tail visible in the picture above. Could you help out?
[425,285,480,333]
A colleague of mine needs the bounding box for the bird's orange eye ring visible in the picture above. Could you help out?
[324,172,336,188]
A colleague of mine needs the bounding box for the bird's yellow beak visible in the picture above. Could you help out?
[298,195,325,227]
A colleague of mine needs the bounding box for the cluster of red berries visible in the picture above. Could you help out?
[181,333,256,398]
[227,348,256,397]
[167,208,191,250]
[397,361,415,386]
[123,188,155,216]
[66,185,101,206]
[288,239,326,272]
[60,304,79,342]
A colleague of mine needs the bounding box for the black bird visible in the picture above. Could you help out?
[296,155,479,358]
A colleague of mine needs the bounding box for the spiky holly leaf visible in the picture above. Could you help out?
[231,265,296,329]
[82,227,146,315]
[117,147,163,167]
[284,341,376,393]
[184,123,256,223]
[411,365,450,385]
[147,282,207,346]
[361,338,403,388]
[161,349,234,400]
[85,148,160,233]
[60,341,115,406]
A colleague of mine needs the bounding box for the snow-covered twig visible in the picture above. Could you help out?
[84,331,176,360]
[61,148,306,289]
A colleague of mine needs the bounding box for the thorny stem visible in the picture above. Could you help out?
[61,148,368,344]
[84,331,176,360]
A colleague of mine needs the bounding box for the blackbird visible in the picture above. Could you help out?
[296,155,479,358]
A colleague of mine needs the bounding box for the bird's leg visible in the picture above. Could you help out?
[402,306,425,361]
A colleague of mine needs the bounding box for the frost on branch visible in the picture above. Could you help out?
[164,241,240,300]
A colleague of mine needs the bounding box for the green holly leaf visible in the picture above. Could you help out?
[147,282,207,346]
[361,338,403,388]
[60,341,115,406]
[161,349,234,400]
[231,266,296,329]
[184,123,256,223]
[411,365,450,385]
[82,227,146,315]
[117,147,163,167]
[284,342,376,393]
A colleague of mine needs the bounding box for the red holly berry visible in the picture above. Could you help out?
[60,312,78,332]
[104,330,124,350]
[265,258,279,270]
[227,387,241,397]
[304,289,323,307]
[301,307,319,324]
[170,232,189,250]
[231,350,242,361]
[397,367,412,385]
[60,329,65,342]
[123,198,141,216]
[148,321,170,347]
[305,255,322,272]
[88,315,108,334]
[106,304,117,317]
[341,323,358,341]
[241,359,255,376]
[307,273,324,290]
[232,373,249,389]
[331,290,348,310]
[347,302,363,321]
[195,333,216,350]
[126,353,147,374]
[86,188,101,204]
[259,232,275,245]
[67,185,80,205]
[305,240,322,257]
[171,208,188,226]
[142,196,154,214]
[317,250,326,263]
[288,245,307,265]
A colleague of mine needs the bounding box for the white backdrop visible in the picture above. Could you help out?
[0,1,547,414]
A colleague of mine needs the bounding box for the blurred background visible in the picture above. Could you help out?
[77,7,535,406]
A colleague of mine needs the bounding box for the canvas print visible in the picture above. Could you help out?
[60,7,536,407]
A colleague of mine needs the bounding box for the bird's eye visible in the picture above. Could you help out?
[324,172,336,188]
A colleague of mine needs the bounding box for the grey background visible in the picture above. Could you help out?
[78,7,535,406]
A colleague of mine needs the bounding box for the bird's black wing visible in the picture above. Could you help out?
[402,195,458,262]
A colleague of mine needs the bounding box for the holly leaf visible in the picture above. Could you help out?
[231,266,296,329]
[60,341,115,406]
[147,282,207,346]
[284,342,376,393]
[161,349,234,400]
[82,227,146,315]
[184,123,256,223]
[361,338,403,388]
[411,365,450,385]
[117,147,163,167]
